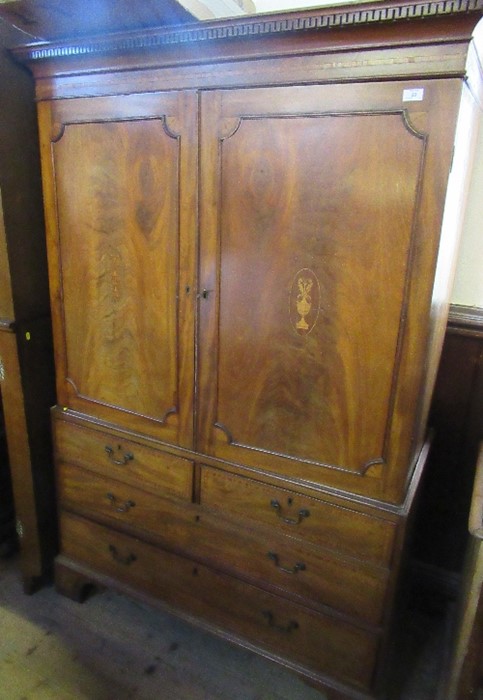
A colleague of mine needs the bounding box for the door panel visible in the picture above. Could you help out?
[44,93,197,447]
[198,81,459,500]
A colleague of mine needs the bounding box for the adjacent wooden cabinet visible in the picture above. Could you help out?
[15,2,483,697]
[0,21,56,589]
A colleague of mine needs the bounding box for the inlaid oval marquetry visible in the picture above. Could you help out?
[290,268,320,336]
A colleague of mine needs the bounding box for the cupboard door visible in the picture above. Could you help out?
[39,92,197,447]
[198,81,460,502]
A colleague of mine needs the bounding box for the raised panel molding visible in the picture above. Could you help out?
[209,106,427,481]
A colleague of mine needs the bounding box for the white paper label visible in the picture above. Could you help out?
[402,88,425,102]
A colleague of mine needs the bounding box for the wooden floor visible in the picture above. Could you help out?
[0,553,449,700]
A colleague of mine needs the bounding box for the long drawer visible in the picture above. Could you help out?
[59,511,381,692]
[54,418,193,500]
[59,463,389,625]
[201,466,396,567]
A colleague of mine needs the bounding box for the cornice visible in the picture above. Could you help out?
[12,0,483,63]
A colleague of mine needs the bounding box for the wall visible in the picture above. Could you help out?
[254,0,361,9]
[451,117,483,308]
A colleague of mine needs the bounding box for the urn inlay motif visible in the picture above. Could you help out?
[290,268,320,336]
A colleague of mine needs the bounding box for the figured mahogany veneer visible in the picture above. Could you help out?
[15,2,483,697]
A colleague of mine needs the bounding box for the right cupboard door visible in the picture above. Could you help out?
[197,80,461,503]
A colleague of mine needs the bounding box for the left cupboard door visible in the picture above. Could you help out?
[38,92,198,448]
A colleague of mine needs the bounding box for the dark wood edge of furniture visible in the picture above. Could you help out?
[468,442,483,538]
[448,304,483,338]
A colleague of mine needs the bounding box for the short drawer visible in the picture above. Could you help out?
[59,464,388,626]
[201,466,396,566]
[54,418,193,500]
[59,512,380,691]
[58,462,188,539]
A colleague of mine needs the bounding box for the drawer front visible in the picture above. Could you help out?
[58,462,187,539]
[60,512,380,691]
[59,464,388,625]
[54,418,193,500]
[192,507,388,626]
[201,466,396,566]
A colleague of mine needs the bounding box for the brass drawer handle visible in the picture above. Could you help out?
[105,445,134,466]
[262,610,299,634]
[106,493,136,513]
[267,551,306,574]
[270,498,310,525]
[108,544,137,566]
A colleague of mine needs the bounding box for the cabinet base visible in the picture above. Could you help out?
[54,552,381,700]
[55,557,103,603]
